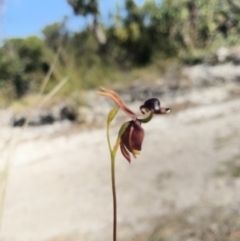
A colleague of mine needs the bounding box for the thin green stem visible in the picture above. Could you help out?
[111,153,117,241]
[106,122,118,241]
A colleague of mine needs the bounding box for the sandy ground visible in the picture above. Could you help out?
[0,89,240,241]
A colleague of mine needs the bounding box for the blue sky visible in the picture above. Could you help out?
[0,0,145,40]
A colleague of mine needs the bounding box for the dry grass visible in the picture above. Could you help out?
[0,49,68,230]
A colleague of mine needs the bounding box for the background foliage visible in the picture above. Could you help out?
[1,0,240,105]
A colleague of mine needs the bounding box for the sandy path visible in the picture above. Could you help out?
[0,97,240,241]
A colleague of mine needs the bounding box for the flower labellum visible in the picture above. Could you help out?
[140,98,171,114]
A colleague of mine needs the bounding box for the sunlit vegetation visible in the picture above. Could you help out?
[1,0,240,106]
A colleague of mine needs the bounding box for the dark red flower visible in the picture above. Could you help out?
[120,120,144,163]
[98,87,170,162]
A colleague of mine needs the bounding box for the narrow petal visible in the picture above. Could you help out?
[98,87,136,120]
[120,141,131,163]
[120,121,136,159]
[121,122,133,153]
[128,124,136,158]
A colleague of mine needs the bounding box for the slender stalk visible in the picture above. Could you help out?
[111,153,117,241]
[106,122,118,241]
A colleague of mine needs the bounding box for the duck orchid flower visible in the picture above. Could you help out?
[98,87,170,162]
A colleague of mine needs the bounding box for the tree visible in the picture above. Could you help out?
[0,37,45,97]
[67,0,107,49]
[42,23,63,51]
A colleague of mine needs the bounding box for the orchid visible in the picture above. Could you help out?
[98,87,170,241]
[98,87,170,162]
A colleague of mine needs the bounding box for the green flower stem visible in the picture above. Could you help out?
[107,122,120,241]
[110,152,117,241]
